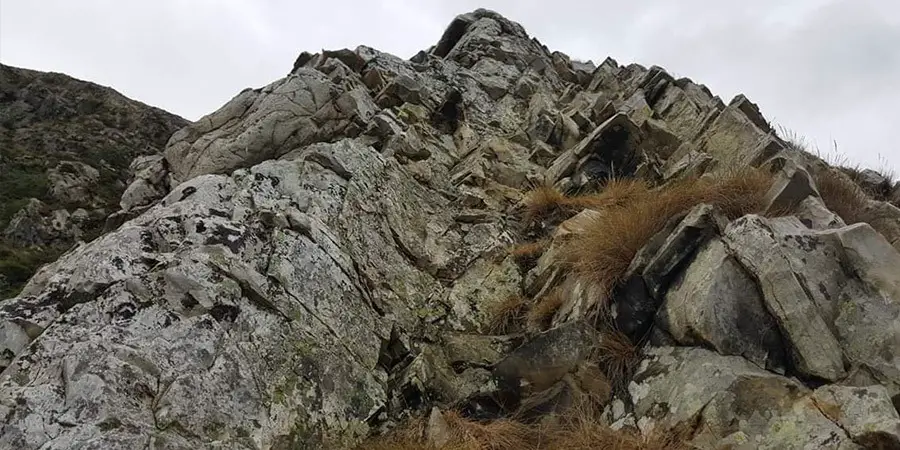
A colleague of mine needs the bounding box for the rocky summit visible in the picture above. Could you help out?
[2,8,900,450]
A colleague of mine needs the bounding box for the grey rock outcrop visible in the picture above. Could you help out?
[1,8,899,450]
[631,347,900,449]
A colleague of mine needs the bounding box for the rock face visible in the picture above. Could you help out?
[1,8,899,450]
[0,64,189,298]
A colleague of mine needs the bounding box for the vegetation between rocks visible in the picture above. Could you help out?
[358,407,693,450]
[362,167,779,450]
[515,167,776,323]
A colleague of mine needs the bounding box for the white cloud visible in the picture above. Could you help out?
[1,0,897,172]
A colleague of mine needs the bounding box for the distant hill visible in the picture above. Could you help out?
[0,63,188,297]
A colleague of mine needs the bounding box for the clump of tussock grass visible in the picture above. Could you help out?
[521,179,651,225]
[777,125,897,203]
[835,154,897,201]
[357,406,695,450]
[358,410,535,450]
[813,167,873,225]
[507,240,550,271]
[591,328,642,394]
[525,287,566,333]
[562,167,774,304]
[522,184,569,224]
[486,295,530,335]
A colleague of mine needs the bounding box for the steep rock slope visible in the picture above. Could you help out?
[0,64,189,298]
[1,9,899,450]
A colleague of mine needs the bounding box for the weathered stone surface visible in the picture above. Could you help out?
[641,204,726,299]
[2,199,94,247]
[607,204,726,341]
[763,159,820,215]
[723,216,846,381]
[492,322,598,403]
[795,195,846,230]
[811,385,900,445]
[724,216,900,391]
[165,69,378,183]
[4,8,900,450]
[698,95,783,170]
[47,161,101,205]
[861,199,900,252]
[631,347,868,449]
[120,154,169,211]
[0,136,521,449]
[651,83,717,144]
[446,255,522,332]
[851,168,894,198]
[834,222,900,302]
[620,91,653,126]
[545,113,644,183]
[662,148,713,181]
[392,343,494,415]
[659,238,786,371]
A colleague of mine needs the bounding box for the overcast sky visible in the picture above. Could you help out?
[1,0,898,173]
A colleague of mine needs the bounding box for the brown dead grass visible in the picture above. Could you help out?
[439,411,537,450]
[564,167,774,302]
[357,408,694,450]
[487,295,530,335]
[508,240,550,269]
[548,419,693,450]
[526,288,565,332]
[592,329,642,393]
[521,179,652,224]
[522,184,569,223]
[813,167,875,225]
[359,411,535,450]
[567,178,652,211]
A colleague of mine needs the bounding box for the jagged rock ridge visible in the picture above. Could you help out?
[0,64,189,298]
[1,8,899,450]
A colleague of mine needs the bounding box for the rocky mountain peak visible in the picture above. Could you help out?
[1,8,900,450]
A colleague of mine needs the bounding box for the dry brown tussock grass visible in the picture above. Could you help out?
[357,407,694,450]
[486,295,530,335]
[564,168,774,302]
[521,179,652,224]
[592,328,642,394]
[525,288,566,332]
[507,240,550,270]
[813,167,877,226]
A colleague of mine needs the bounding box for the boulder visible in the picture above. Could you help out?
[658,238,786,372]
[3,199,88,246]
[0,138,515,449]
[631,346,899,449]
[724,216,900,390]
[492,322,599,409]
[120,154,169,211]
[610,204,726,341]
[545,113,644,184]
[860,199,900,252]
[46,161,101,206]
[762,157,820,215]
[164,69,378,183]
[852,168,893,199]
[794,195,846,230]
[698,95,783,170]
